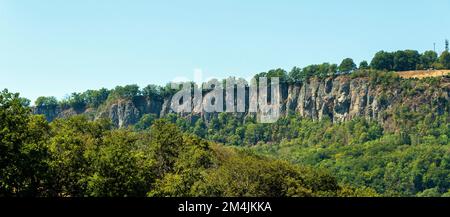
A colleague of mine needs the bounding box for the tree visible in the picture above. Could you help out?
[317,63,338,77]
[134,114,158,130]
[160,83,180,98]
[328,64,338,76]
[244,123,264,145]
[47,116,110,196]
[371,51,394,71]
[67,93,87,111]
[290,63,339,81]
[439,51,450,69]
[110,84,141,100]
[393,50,420,71]
[359,61,369,70]
[150,119,183,176]
[142,84,163,99]
[148,134,213,197]
[82,88,110,108]
[301,65,319,80]
[288,67,303,82]
[86,130,155,197]
[193,119,207,138]
[266,68,288,83]
[1,89,51,196]
[339,58,357,73]
[254,68,288,84]
[419,51,438,69]
[192,147,339,197]
[35,96,58,109]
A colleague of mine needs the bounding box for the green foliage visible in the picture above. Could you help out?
[250,114,450,197]
[160,83,180,98]
[339,58,357,73]
[149,119,184,176]
[266,68,289,83]
[359,61,369,70]
[142,84,163,99]
[34,83,177,113]
[134,114,158,131]
[192,147,339,197]
[288,67,302,82]
[419,51,438,69]
[1,93,350,197]
[148,135,213,197]
[86,130,155,197]
[393,50,420,71]
[47,116,112,196]
[0,89,51,196]
[193,119,207,138]
[82,88,110,108]
[32,48,450,118]
[439,51,450,69]
[158,97,449,197]
[36,89,110,112]
[109,84,141,100]
[5,47,450,198]
[67,92,87,111]
[35,96,58,109]
[371,51,394,71]
[254,68,289,83]
[289,63,338,82]
[370,49,448,71]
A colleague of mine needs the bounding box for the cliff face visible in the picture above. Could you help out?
[33,106,78,122]
[286,76,388,122]
[94,96,163,128]
[34,75,450,128]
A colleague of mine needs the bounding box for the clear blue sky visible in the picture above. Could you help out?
[1,0,449,102]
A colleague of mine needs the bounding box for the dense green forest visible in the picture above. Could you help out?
[2,49,450,197]
[2,89,370,197]
[145,90,450,197]
[2,85,449,197]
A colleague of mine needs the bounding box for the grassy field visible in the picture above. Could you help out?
[397,70,450,79]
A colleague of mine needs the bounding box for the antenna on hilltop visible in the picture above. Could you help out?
[434,43,436,53]
[446,39,449,51]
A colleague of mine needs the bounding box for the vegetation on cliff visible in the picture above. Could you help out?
[33,49,450,117]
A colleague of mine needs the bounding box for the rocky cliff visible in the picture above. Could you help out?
[34,75,450,128]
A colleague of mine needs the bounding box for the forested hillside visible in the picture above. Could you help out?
[1,89,364,197]
[2,49,450,197]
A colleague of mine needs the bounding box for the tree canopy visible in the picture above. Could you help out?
[339,58,357,73]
